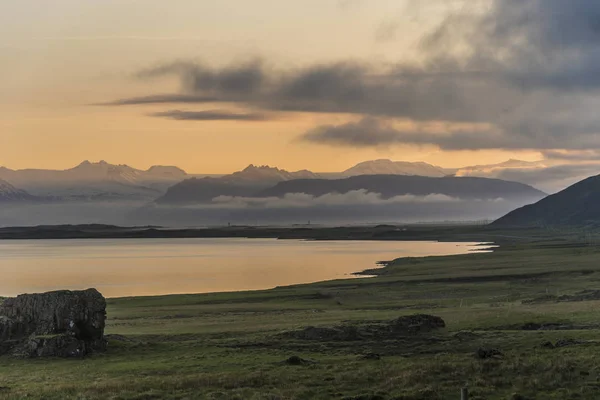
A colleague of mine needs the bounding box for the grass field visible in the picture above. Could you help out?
[2,232,600,399]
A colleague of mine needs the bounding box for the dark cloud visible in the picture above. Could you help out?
[149,110,269,121]
[541,150,600,162]
[495,164,600,193]
[301,118,404,147]
[137,60,266,96]
[496,164,600,185]
[107,0,600,152]
[100,94,219,106]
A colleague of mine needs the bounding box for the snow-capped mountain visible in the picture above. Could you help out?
[0,179,38,202]
[0,161,188,201]
[342,159,451,177]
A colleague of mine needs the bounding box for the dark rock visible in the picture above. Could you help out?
[391,314,446,334]
[360,352,381,360]
[343,395,385,400]
[293,325,363,341]
[0,289,106,358]
[284,355,315,365]
[521,322,542,331]
[510,394,528,400]
[476,348,503,359]
[453,331,480,341]
[554,338,585,348]
[541,338,586,349]
[288,314,446,343]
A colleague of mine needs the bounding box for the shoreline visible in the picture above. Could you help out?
[0,223,547,243]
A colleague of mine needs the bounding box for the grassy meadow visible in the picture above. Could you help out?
[2,231,600,399]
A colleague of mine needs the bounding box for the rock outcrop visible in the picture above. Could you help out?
[0,289,106,358]
[288,314,446,342]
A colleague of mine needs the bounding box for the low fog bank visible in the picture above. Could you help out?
[0,202,142,227]
[127,198,538,227]
[0,192,543,228]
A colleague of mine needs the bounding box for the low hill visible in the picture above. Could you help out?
[257,175,546,201]
[492,174,600,228]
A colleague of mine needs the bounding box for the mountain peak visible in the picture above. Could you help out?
[343,159,448,178]
[242,164,280,172]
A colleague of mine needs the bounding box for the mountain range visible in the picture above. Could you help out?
[0,161,188,201]
[0,158,561,226]
[0,158,562,204]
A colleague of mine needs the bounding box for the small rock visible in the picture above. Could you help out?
[284,355,315,365]
[293,325,362,341]
[453,331,480,341]
[360,353,381,360]
[476,347,503,359]
[521,322,542,331]
[392,314,446,334]
[555,338,584,348]
[510,393,528,400]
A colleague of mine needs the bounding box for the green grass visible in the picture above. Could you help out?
[3,238,600,399]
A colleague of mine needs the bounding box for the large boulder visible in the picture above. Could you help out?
[0,288,106,358]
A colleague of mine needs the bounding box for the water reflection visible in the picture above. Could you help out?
[0,238,487,297]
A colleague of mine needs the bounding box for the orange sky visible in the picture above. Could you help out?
[1,0,543,173]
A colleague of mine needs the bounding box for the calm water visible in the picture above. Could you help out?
[0,238,487,298]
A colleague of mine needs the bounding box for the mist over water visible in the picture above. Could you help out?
[0,238,486,297]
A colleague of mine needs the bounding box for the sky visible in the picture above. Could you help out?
[2,0,599,174]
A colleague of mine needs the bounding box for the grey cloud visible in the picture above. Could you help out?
[149,110,269,121]
[137,60,266,96]
[541,150,600,162]
[107,0,600,152]
[299,117,515,151]
[457,162,600,193]
[300,117,428,147]
[497,164,600,186]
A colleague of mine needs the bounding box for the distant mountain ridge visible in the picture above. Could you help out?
[0,158,561,204]
[493,174,600,228]
[0,161,188,201]
[157,164,321,204]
